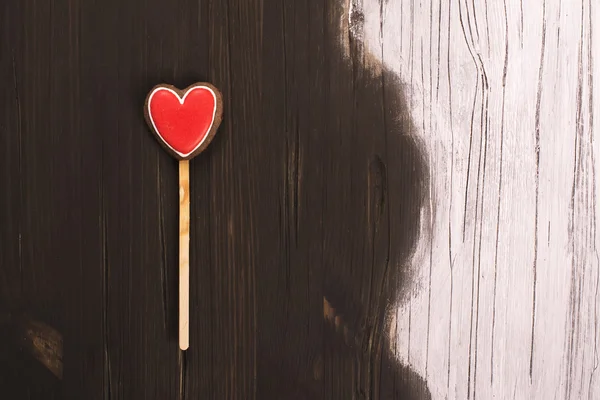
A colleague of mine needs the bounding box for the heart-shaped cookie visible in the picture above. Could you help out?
[144,83,223,159]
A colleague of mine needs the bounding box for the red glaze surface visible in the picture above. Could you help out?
[148,86,217,156]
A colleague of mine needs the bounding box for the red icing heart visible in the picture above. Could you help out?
[146,84,221,159]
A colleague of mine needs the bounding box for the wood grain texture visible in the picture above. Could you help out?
[352,0,600,398]
[179,159,190,351]
[1,0,429,398]
[2,0,596,399]
[18,314,64,380]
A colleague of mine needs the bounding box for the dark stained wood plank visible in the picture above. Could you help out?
[0,0,22,307]
[1,0,104,398]
[1,0,431,398]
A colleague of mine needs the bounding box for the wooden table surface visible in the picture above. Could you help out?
[1,0,598,399]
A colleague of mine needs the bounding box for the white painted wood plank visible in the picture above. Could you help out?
[344,0,599,398]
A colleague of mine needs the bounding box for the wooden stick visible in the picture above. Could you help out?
[179,159,190,350]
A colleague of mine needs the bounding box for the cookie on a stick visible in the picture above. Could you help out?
[144,83,223,350]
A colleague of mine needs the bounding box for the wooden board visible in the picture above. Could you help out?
[0,0,598,399]
[348,0,600,398]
